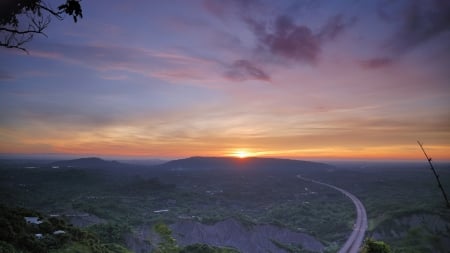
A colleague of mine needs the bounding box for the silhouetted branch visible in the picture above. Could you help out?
[0,0,82,52]
[0,41,29,53]
[0,27,47,35]
[36,3,64,19]
[1,11,49,54]
[417,140,450,209]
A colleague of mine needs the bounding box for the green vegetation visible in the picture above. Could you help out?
[315,162,450,252]
[88,223,131,245]
[261,196,354,242]
[0,205,131,253]
[51,242,131,253]
[153,223,179,253]
[153,223,239,253]
[1,159,449,252]
[361,238,391,253]
[375,224,448,253]
[0,163,355,250]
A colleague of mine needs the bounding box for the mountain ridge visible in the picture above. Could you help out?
[157,156,333,171]
[49,157,124,168]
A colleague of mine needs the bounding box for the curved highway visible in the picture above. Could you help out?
[297,175,368,253]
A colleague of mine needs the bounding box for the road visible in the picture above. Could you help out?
[297,175,368,253]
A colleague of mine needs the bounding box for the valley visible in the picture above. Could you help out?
[1,157,449,252]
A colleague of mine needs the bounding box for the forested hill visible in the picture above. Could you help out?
[157,156,333,172]
[50,157,124,169]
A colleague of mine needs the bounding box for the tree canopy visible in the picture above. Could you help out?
[362,238,391,253]
[0,0,83,52]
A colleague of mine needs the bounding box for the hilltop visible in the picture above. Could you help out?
[50,157,124,169]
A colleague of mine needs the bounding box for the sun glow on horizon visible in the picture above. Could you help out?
[233,150,251,158]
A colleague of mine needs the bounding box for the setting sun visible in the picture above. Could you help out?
[233,150,250,158]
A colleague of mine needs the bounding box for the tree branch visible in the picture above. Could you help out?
[0,27,46,35]
[0,40,29,53]
[0,0,82,52]
[36,3,64,20]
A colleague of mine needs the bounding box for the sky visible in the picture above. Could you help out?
[0,0,449,160]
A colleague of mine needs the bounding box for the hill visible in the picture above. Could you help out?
[50,157,124,169]
[153,156,334,185]
[157,156,333,173]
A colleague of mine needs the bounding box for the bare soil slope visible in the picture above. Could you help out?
[170,218,324,253]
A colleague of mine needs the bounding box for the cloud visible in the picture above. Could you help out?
[27,43,224,85]
[384,0,450,52]
[203,1,356,66]
[28,42,281,87]
[260,15,321,63]
[33,44,212,72]
[99,73,129,81]
[360,57,393,69]
[224,59,270,82]
[202,0,230,18]
[246,14,354,64]
[318,14,357,41]
[202,0,259,18]
[376,0,396,23]
[0,71,14,80]
[203,1,354,64]
[0,98,124,131]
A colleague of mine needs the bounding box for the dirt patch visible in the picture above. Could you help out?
[170,218,324,253]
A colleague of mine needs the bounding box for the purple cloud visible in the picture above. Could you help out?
[203,0,259,16]
[360,57,393,69]
[247,14,353,64]
[202,0,229,19]
[26,43,222,84]
[225,59,270,82]
[262,16,320,63]
[384,0,450,52]
[0,70,14,80]
[203,1,355,65]
[318,14,357,41]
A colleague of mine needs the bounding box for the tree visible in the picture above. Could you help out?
[0,0,83,52]
[153,223,180,253]
[361,238,391,253]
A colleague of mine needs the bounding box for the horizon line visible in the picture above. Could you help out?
[1,152,449,163]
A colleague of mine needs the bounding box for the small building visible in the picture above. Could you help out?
[53,230,66,235]
[25,217,43,224]
[35,234,43,239]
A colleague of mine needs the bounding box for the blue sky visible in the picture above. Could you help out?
[1,0,449,159]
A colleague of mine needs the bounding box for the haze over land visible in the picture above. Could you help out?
[1,156,449,252]
[1,0,450,160]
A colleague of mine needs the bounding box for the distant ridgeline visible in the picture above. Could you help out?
[49,157,124,169]
[157,156,332,172]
